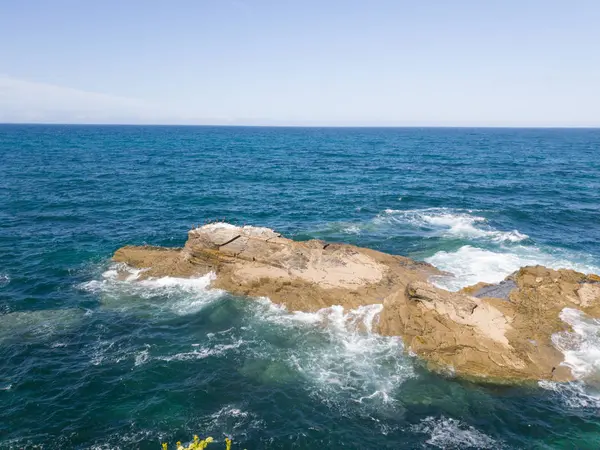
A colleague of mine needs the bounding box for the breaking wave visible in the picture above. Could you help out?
[246,300,414,409]
[539,380,600,410]
[79,268,413,411]
[375,208,528,243]
[552,308,600,380]
[79,264,224,316]
[425,245,600,291]
[363,208,600,291]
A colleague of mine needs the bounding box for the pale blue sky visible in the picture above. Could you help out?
[1,0,599,126]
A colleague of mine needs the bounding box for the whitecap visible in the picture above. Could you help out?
[134,347,150,366]
[411,416,502,449]
[0,274,9,287]
[426,245,600,291]
[51,342,69,348]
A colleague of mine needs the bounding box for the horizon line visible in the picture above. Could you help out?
[1,122,600,130]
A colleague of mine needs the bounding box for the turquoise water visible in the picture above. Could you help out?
[1,125,600,449]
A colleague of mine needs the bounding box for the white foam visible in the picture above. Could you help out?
[0,274,9,287]
[552,308,600,379]
[88,335,244,367]
[253,301,414,408]
[426,245,600,291]
[89,339,132,366]
[210,405,249,419]
[376,208,528,243]
[342,225,361,235]
[157,340,244,362]
[539,309,600,410]
[79,265,224,316]
[206,404,264,436]
[411,416,501,449]
[51,342,68,348]
[134,348,150,366]
[539,380,600,409]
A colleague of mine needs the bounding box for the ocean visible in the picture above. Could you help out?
[1,125,599,449]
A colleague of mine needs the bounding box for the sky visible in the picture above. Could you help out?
[1,0,599,126]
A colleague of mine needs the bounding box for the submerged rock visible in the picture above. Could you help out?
[112,224,600,383]
[0,308,85,344]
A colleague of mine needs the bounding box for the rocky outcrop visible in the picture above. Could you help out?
[112,223,600,383]
[115,223,438,311]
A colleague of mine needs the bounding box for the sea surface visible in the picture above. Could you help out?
[1,125,600,449]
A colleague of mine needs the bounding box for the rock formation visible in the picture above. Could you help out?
[112,223,600,383]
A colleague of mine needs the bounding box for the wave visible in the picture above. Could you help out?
[88,336,138,367]
[410,416,502,449]
[341,224,362,235]
[375,208,528,243]
[116,298,414,412]
[89,296,413,414]
[0,273,9,287]
[323,207,600,293]
[79,264,224,316]
[426,245,600,291]
[552,308,600,380]
[249,300,414,409]
[539,380,600,410]
[155,340,245,363]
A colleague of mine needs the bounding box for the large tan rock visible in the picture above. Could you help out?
[114,223,437,312]
[112,224,600,383]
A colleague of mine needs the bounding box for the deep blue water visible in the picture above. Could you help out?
[1,125,600,449]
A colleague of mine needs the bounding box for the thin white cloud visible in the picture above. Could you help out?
[0,75,157,123]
